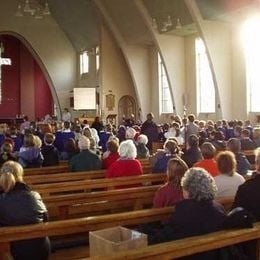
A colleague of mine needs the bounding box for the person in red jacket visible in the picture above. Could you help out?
[106,139,142,178]
[102,139,120,169]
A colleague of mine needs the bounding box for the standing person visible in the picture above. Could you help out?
[0,161,50,260]
[91,116,104,134]
[141,112,158,152]
[185,114,199,143]
[62,108,72,122]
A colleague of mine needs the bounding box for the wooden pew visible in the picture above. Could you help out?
[24,164,69,176]
[89,223,260,259]
[0,197,237,260]
[24,165,153,185]
[31,174,167,196]
[45,185,161,220]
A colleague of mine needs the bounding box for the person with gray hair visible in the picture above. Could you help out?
[69,136,102,172]
[136,134,149,159]
[148,168,226,246]
[106,139,143,178]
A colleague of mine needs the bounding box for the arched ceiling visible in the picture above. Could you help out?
[3,0,259,52]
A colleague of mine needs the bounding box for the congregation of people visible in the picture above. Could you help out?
[1,111,260,259]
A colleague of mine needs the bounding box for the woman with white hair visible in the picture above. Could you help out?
[106,139,143,178]
[69,136,102,172]
[136,134,149,159]
[148,168,226,245]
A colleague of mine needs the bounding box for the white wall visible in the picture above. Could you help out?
[100,25,137,124]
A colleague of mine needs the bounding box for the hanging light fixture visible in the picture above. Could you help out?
[15,0,51,19]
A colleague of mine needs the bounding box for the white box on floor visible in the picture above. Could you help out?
[89,226,147,256]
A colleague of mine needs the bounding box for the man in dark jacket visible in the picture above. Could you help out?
[141,113,158,152]
[69,135,102,172]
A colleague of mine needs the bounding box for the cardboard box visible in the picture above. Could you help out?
[89,226,147,256]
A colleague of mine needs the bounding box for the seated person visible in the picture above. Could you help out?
[0,142,16,167]
[41,133,59,167]
[194,142,219,177]
[181,134,202,168]
[227,138,250,175]
[0,161,50,259]
[106,139,142,178]
[102,139,120,169]
[147,168,226,247]
[240,129,257,151]
[153,157,188,208]
[136,134,149,159]
[214,151,245,198]
[18,134,43,168]
[60,138,79,161]
[152,139,181,173]
[69,136,102,172]
[233,148,260,221]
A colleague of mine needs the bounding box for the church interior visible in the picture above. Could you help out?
[1,1,260,259]
[0,0,259,125]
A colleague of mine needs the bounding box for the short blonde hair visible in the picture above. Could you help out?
[0,161,24,193]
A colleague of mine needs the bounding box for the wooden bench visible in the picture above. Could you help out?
[45,185,161,220]
[24,164,69,176]
[88,223,260,259]
[24,165,153,185]
[0,197,237,260]
[31,174,167,196]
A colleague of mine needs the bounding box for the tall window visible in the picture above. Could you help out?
[80,50,89,74]
[195,38,215,113]
[158,53,173,113]
[241,16,260,112]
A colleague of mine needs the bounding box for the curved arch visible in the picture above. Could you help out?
[0,31,61,118]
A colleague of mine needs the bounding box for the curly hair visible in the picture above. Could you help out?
[181,167,217,201]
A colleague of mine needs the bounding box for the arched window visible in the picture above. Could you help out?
[195,38,215,113]
[158,53,173,114]
[80,50,89,74]
[241,16,260,112]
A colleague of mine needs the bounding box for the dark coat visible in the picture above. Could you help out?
[41,144,59,167]
[181,147,202,168]
[69,149,102,172]
[233,174,260,221]
[141,120,158,150]
[0,182,50,260]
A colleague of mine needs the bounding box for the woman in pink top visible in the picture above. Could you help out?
[153,157,188,208]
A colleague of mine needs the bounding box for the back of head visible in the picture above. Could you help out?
[78,136,90,150]
[241,129,250,138]
[34,135,42,148]
[201,142,216,159]
[188,134,199,148]
[106,139,119,153]
[1,142,13,154]
[137,134,148,145]
[164,139,179,154]
[227,138,241,153]
[181,167,217,201]
[44,133,55,145]
[0,161,24,193]
[188,114,195,123]
[167,158,188,187]
[125,127,137,140]
[119,140,137,159]
[23,133,35,147]
[216,151,236,176]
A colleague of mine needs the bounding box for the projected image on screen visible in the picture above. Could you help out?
[74,88,96,110]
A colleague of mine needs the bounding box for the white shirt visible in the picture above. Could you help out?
[62,111,71,122]
[214,173,245,198]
